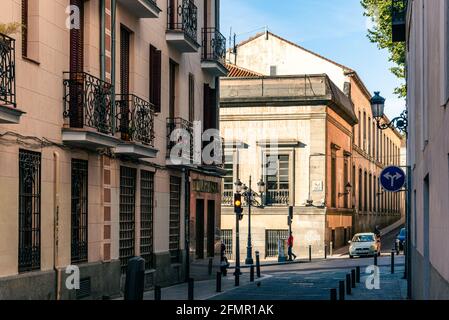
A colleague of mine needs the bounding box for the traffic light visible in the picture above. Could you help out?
[234,193,243,214]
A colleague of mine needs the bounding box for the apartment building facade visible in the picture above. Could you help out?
[0,0,226,300]
[220,32,404,259]
[402,0,449,299]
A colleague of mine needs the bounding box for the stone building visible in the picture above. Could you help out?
[402,0,449,299]
[220,32,404,260]
[0,0,226,300]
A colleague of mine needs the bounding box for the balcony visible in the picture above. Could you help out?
[392,0,407,42]
[117,0,161,18]
[266,190,290,206]
[115,94,158,159]
[201,137,227,176]
[166,0,200,53]
[222,190,233,207]
[166,117,195,166]
[0,33,24,124]
[62,72,118,149]
[201,28,228,77]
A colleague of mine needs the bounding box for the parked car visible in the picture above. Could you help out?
[349,233,381,258]
[395,228,406,254]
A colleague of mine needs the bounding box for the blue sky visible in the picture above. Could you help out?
[221,0,405,119]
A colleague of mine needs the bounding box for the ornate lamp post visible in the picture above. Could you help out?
[371,91,408,134]
[370,91,410,298]
[243,176,265,265]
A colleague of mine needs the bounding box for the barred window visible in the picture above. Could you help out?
[220,229,233,259]
[169,176,181,263]
[120,166,136,274]
[18,149,41,273]
[265,230,288,258]
[71,159,88,264]
[140,170,154,270]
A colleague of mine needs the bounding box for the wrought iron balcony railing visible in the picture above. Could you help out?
[202,28,226,63]
[63,72,114,134]
[266,190,290,206]
[167,0,198,43]
[116,94,155,146]
[222,190,233,207]
[0,33,16,108]
[167,117,194,163]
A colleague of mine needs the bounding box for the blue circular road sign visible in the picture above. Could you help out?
[380,166,406,192]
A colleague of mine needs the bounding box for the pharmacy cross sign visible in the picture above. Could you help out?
[380,166,406,192]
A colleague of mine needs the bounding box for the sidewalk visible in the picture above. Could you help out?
[142,271,271,300]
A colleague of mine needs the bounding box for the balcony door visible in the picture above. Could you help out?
[169,59,177,119]
[69,0,85,128]
[120,26,131,140]
[265,154,290,206]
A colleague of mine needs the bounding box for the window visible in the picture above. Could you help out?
[188,73,195,122]
[358,168,363,211]
[22,0,40,61]
[358,111,361,147]
[119,166,136,274]
[344,159,349,208]
[368,117,371,156]
[140,170,154,270]
[169,176,182,263]
[150,45,162,113]
[71,159,88,264]
[373,176,377,212]
[364,171,368,212]
[352,165,356,208]
[331,153,337,208]
[363,111,367,150]
[220,229,233,259]
[18,150,41,272]
[169,59,177,119]
[265,154,290,205]
[222,151,234,206]
[369,174,372,212]
[203,83,218,130]
[265,230,289,258]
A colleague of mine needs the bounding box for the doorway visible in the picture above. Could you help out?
[207,200,216,257]
[196,199,205,259]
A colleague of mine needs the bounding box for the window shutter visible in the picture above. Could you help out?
[203,84,211,130]
[69,0,84,128]
[120,27,130,95]
[150,45,162,113]
[21,0,28,57]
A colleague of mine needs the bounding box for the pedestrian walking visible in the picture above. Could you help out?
[287,232,297,261]
[220,241,229,276]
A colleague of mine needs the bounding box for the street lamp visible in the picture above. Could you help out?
[338,182,353,197]
[370,91,410,298]
[243,176,266,265]
[370,91,408,134]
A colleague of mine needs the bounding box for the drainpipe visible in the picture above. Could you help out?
[111,0,117,134]
[53,151,61,300]
[100,0,106,81]
[184,168,190,282]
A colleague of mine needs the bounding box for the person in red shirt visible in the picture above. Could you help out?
[287,233,297,261]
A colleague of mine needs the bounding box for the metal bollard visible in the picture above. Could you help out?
[374,253,378,266]
[235,267,240,286]
[351,269,356,288]
[356,266,360,283]
[325,244,328,259]
[216,272,222,293]
[188,278,194,300]
[250,265,255,282]
[330,242,333,256]
[391,250,395,274]
[208,258,213,275]
[346,274,351,295]
[256,251,261,278]
[309,245,312,262]
[339,280,345,300]
[330,288,337,301]
[154,286,161,301]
